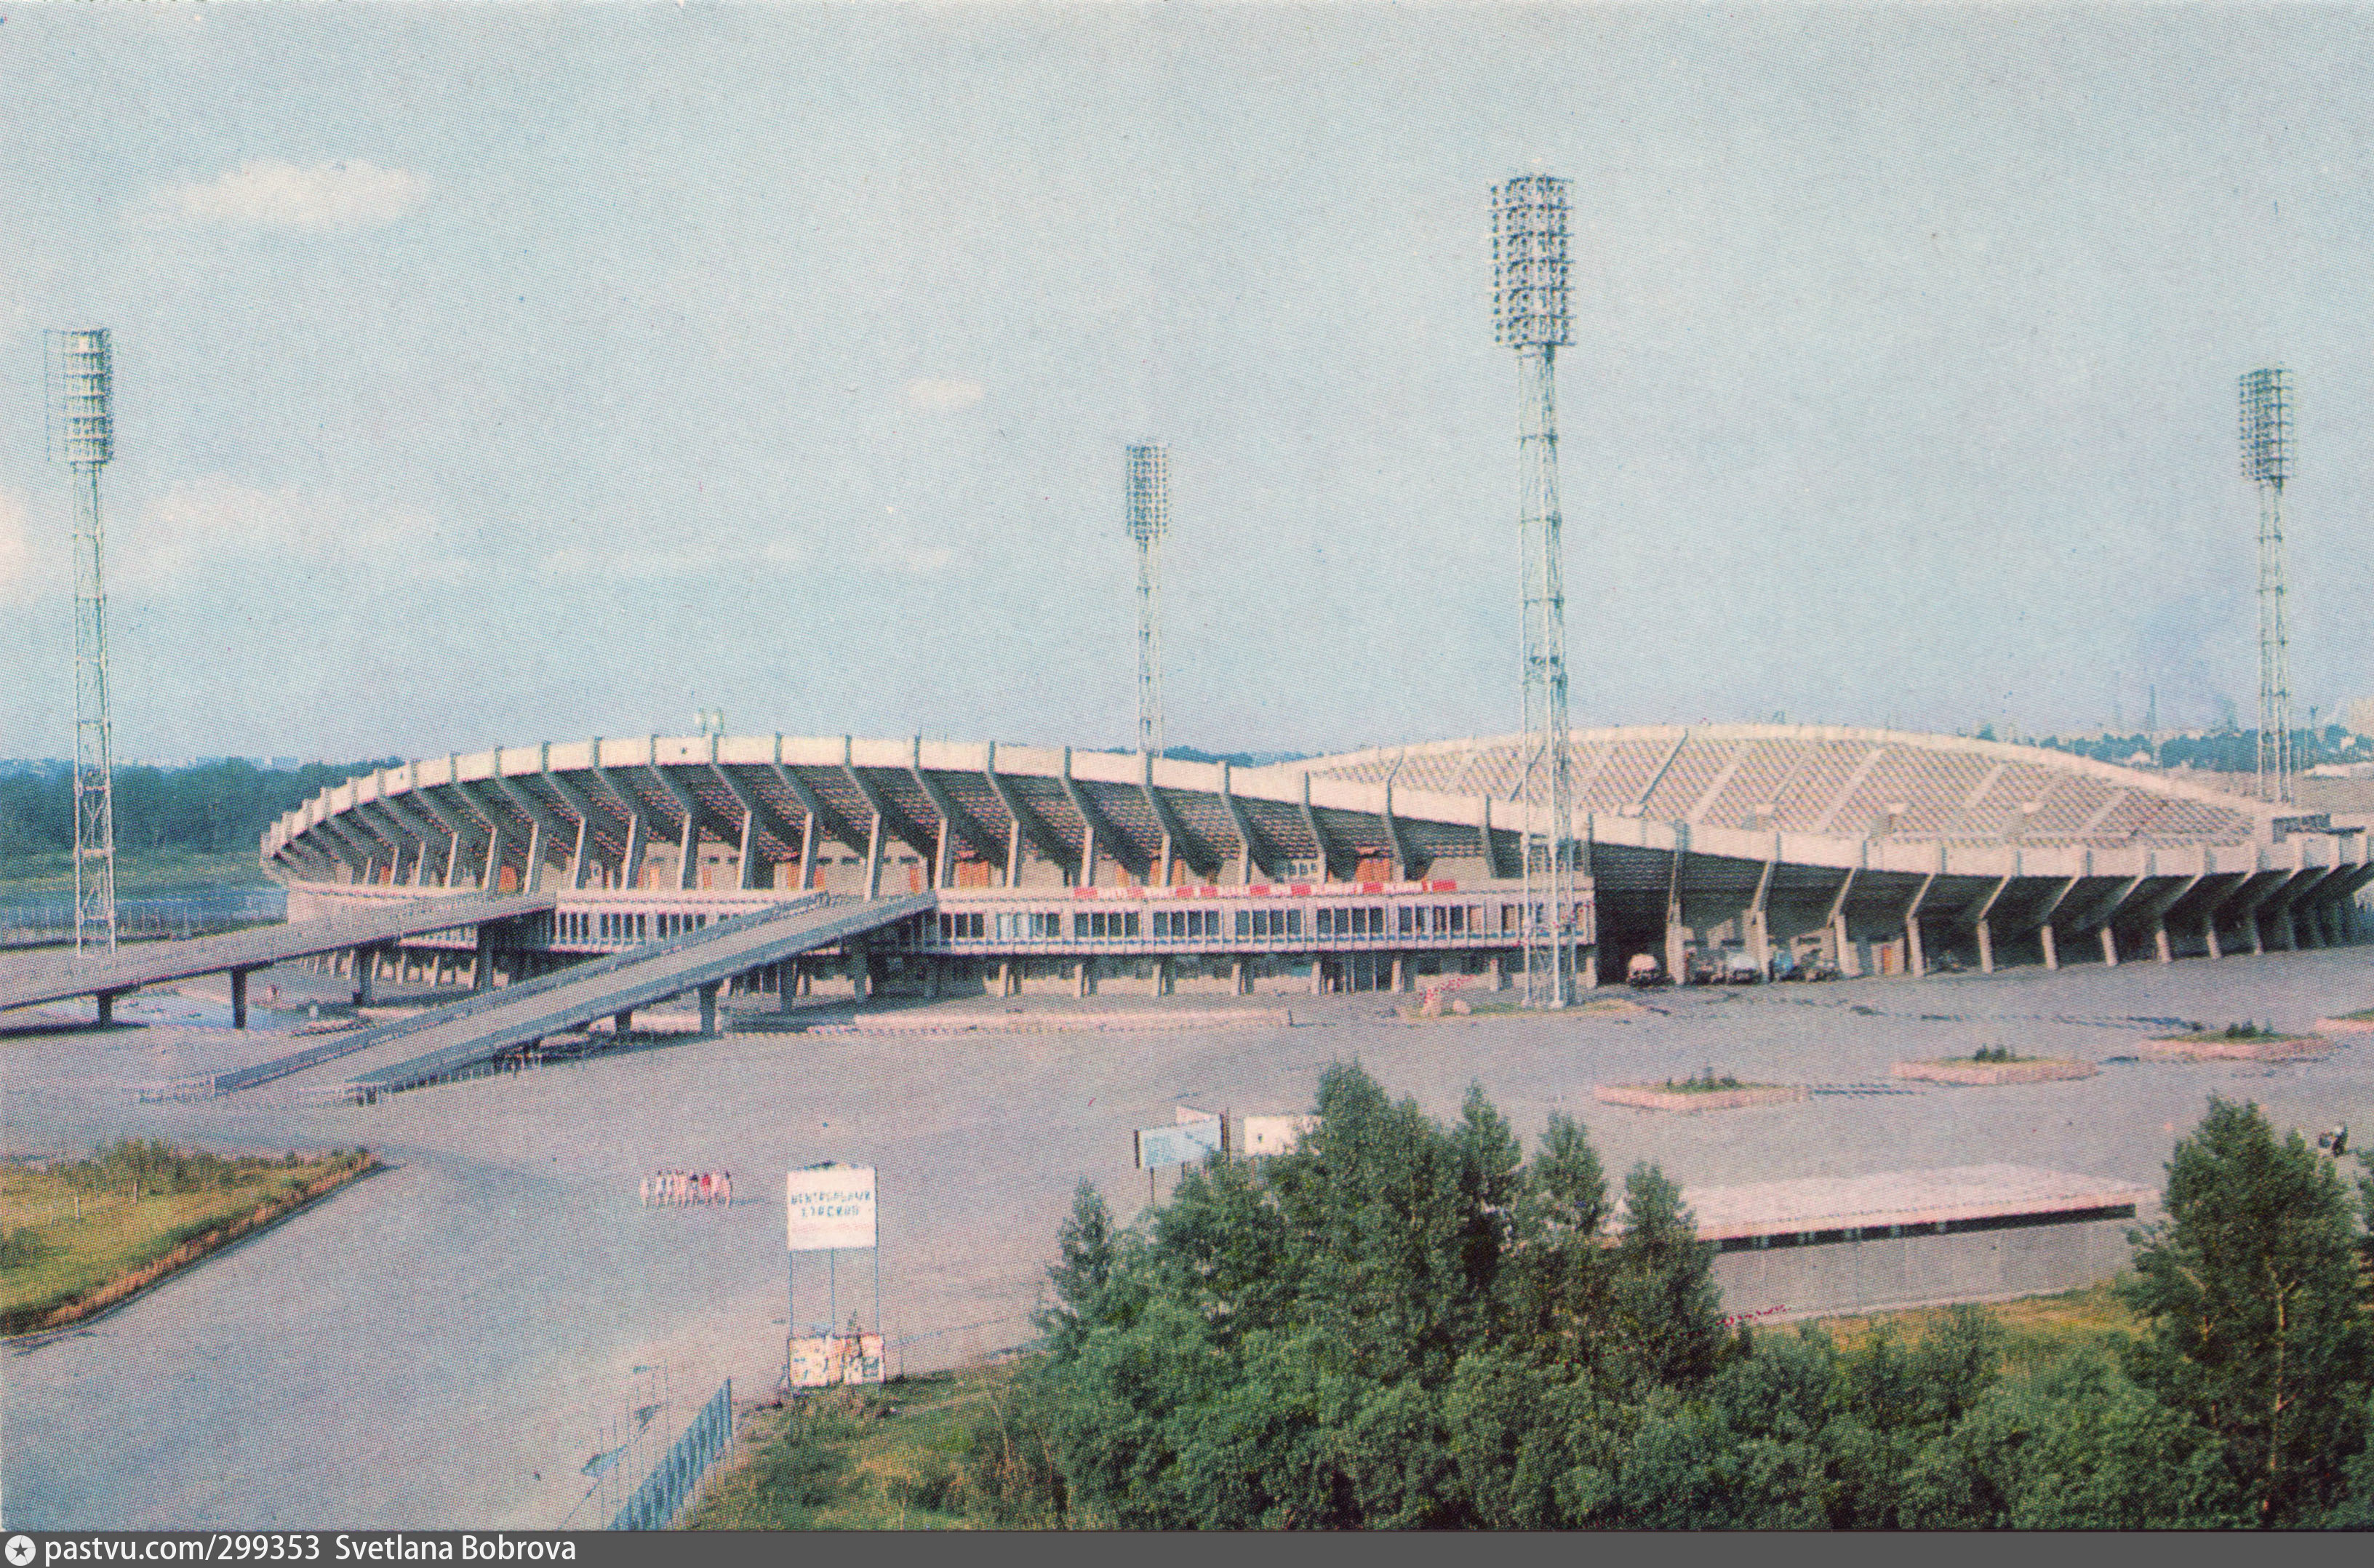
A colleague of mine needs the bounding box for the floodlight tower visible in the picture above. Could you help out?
[1126,443,1170,757]
[2239,367,2293,805]
[45,329,119,959]
[1492,175,1578,1007]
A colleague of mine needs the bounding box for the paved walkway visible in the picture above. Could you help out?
[3,945,2369,1529]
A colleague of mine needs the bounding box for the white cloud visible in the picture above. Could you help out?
[537,535,810,579]
[0,489,44,604]
[903,377,985,412]
[161,160,428,231]
[132,479,462,589]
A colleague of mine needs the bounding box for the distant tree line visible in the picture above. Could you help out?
[967,1069,2374,1529]
[0,758,399,860]
[2013,725,2370,772]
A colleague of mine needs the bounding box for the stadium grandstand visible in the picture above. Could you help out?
[257,726,2370,1001]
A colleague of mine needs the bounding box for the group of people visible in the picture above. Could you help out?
[642,1169,733,1207]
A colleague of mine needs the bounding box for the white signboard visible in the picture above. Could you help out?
[1135,1118,1223,1169]
[786,1164,876,1252]
[1237,1114,1319,1158]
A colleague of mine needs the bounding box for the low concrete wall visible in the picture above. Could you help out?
[1594,1084,1806,1113]
[1712,1212,2143,1321]
[2135,1035,2330,1061]
[1893,1059,2098,1086]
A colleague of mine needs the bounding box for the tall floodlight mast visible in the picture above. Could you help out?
[45,329,119,960]
[1492,176,1577,1007]
[1126,443,1170,757]
[2239,367,2293,805]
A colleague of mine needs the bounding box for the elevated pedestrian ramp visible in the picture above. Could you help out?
[0,892,554,1017]
[233,892,932,1100]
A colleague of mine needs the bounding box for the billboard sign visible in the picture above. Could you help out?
[788,1333,884,1388]
[1134,1117,1222,1170]
[1236,1113,1319,1158]
[786,1164,876,1252]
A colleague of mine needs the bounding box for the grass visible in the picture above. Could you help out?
[686,1367,1050,1530]
[1655,1070,1782,1094]
[2159,1021,2317,1043]
[1811,1281,2142,1376]
[2341,1007,2374,1023]
[1,1147,372,1334]
[0,846,273,897]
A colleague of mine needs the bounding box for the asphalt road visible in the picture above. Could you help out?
[4,945,2370,1529]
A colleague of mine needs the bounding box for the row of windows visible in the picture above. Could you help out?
[1714,1204,2138,1253]
[918,905,1521,943]
[553,910,711,943]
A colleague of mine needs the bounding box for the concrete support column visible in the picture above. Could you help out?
[2040,923,2060,970]
[698,983,719,1037]
[2275,904,2298,951]
[353,948,377,1006]
[2154,919,2173,964]
[2204,913,2223,960]
[996,960,1013,997]
[863,815,884,900]
[1488,953,1503,991]
[96,991,116,1026]
[1389,954,1404,993]
[1076,959,1091,999]
[614,1009,634,1036]
[1311,959,1325,996]
[1975,918,1996,975]
[473,928,495,993]
[1231,957,1247,996]
[1153,957,1169,997]
[1906,916,1928,979]
[1666,919,1690,985]
[231,968,251,1030]
[1580,946,1598,990]
[2100,925,2119,967]
[780,964,798,1015]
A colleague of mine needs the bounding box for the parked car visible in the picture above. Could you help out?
[1626,953,1674,989]
[1718,948,1764,985]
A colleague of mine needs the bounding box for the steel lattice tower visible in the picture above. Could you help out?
[2239,367,2293,806]
[45,329,119,960]
[1127,444,1169,758]
[1492,176,1578,1007]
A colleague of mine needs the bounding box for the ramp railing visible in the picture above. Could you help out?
[612,1379,733,1531]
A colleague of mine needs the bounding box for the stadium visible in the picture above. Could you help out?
[260,722,2373,1005]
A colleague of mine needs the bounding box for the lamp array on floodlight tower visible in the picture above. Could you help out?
[2239,366,2293,806]
[1126,443,1170,759]
[1492,175,1578,1007]
[45,329,119,961]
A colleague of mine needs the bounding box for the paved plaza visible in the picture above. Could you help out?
[4,946,2370,1528]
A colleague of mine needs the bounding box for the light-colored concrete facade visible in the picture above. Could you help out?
[262,726,2374,994]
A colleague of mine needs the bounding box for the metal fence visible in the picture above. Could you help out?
[0,890,286,948]
[611,1379,732,1531]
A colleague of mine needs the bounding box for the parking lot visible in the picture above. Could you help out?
[4,945,2370,1528]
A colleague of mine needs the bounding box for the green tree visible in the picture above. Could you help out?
[1605,1163,1726,1396]
[1036,1179,1122,1360]
[2119,1097,2374,1524]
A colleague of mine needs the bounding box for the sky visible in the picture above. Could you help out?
[2,4,2368,765]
